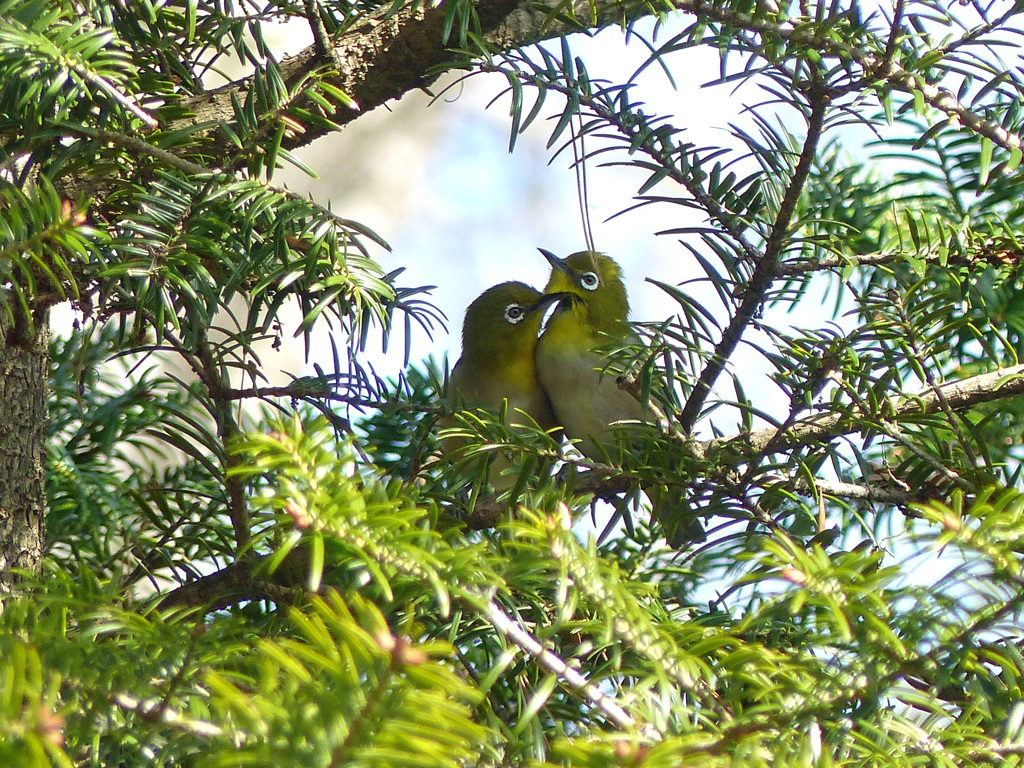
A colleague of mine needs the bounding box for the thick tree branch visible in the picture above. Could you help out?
[161,540,642,734]
[705,362,1024,459]
[159,552,308,611]
[790,477,924,509]
[0,306,48,588]
[176,0,622,152]
[173,0,1021,161]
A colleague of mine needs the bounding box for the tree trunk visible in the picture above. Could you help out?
[0,306,49,590]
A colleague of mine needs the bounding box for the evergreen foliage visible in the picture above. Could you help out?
[2,0,1024,765]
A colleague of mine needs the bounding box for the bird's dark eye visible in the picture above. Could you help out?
[504,303,526,324]
[579,272,600,291]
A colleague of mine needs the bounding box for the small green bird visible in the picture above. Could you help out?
[535,248,704,544]
[534,249,647,458]
[442,281,559,492]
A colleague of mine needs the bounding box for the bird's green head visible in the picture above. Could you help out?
[460,281,548,362]
[539,249,630,336]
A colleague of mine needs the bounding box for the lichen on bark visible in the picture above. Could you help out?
[0,305,49,589]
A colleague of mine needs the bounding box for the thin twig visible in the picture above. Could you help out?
[114,693,223,737]
[679,89,829,433]
[936,2,1024,57]
[90,128,207,175]
[481,599,640,732]
[775,247,1021,276]
[889,289,979,470]
[79,70,158,130]
[303,0,334,59]
[877,418,975,494]
[671,0,1022,152]
[884,0,908,64]
[192,329,251,551]
[224,381,438,412]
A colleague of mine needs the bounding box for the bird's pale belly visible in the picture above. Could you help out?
[536,345,646,458]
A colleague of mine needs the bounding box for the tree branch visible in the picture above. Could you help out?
[679,89,829,433]
[223,380,438,413]
[668,0,1024,153]
[175,0,616,153]
[481,599,641,732]
[705,362,1024,459]
[155,0,1019,186]
[159,535,643,735]
[776,245,1024,276]
[158,554,308,611]
[465,363,1024,530]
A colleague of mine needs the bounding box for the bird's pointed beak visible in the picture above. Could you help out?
[529,291,574,315]
[538,247,573,276]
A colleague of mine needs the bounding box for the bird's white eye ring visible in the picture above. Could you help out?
[579,272,600,291]
[504,303,526,323]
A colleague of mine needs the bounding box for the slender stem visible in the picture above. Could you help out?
[329,662,392,767]
[195,331,251,551]
[78,69,157,130]
[481,599,640,732]
[884,0,907,64]
[113,693,224,737]
[303,0,334,59]
[877,419,975,494]
[671,0,1022,152]
[679,91,829,433]
[889,289,979,470]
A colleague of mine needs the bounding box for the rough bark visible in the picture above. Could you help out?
[176,0,627,154]
[174,0,1022,166]
[0,307,49,589]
